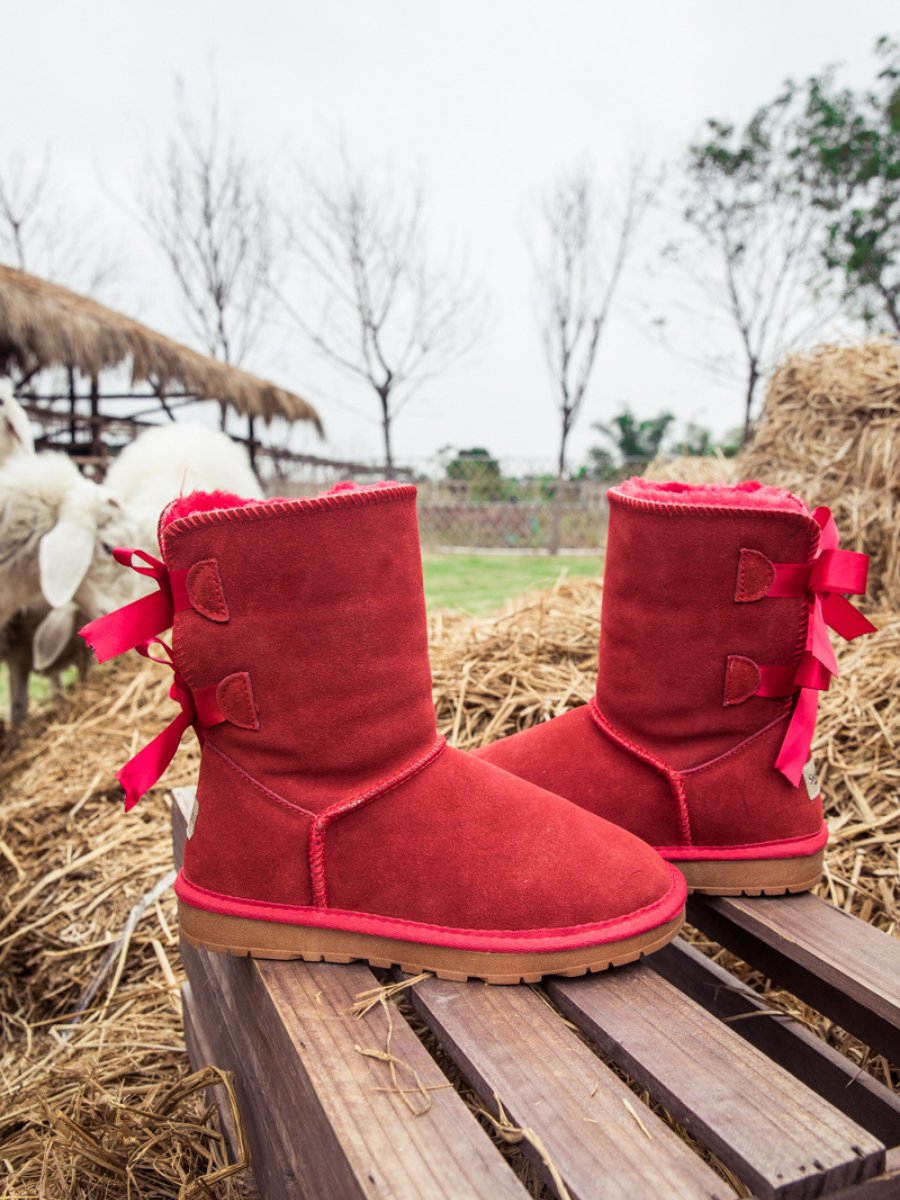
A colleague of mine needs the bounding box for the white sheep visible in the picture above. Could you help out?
[1,601,89,727]
[0,380,35,463]
[2,422,263,725]
[0,453,144,726]
[104,420,263,514]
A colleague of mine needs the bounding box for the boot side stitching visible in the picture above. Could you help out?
[679,712,792,777]
[588,698,692,847]
[163,484,417,538]
[608,490,819,531]
[309,736,447,908]
[203,738,316,818]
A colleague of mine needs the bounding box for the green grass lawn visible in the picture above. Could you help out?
[422,553,602,614]
[0,555,603,717]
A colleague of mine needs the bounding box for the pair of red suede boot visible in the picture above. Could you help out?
[82,477,873,984]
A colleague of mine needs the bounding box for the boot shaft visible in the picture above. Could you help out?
[596,480,820,769]
[159,484,437,812]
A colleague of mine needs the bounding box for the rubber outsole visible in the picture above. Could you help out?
[178,902,685,985]
[671,848,824,896]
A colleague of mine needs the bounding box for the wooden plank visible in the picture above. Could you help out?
[806,1147,900,1200]
[687,894,900,1064]
[649,938,900,1149]
[399,970,733,1200]
[546,963,884,1200]
[181,928,527,1197]
[183,977,298,1200]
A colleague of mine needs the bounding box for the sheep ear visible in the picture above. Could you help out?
[39,512,96,608]
[33,604,77,671]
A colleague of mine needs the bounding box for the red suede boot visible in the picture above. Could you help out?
[475,479,875,896]
[82,483,684,983]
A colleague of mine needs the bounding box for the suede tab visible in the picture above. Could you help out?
[187,559,230,622]
[735,548,776,602]
[724,655,762,706]
[216,672,260,730]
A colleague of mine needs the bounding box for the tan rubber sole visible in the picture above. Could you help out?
[671,849,824,896]
[179,902,685,985]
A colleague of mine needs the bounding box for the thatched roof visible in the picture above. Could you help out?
[0,264,323,431]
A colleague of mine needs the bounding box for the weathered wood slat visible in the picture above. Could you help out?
[649,938,900,1149]
[807,1148,900,1200]
[191,942,528,1200]
[399,970,732,1200]
[182,977,301,1200]
[546,963,884,1200]
[687,894,900,1064]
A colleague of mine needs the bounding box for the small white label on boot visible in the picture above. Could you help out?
[802,758,820,800]
[187,795,200,839]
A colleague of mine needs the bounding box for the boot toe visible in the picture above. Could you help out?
[325,745,681,936]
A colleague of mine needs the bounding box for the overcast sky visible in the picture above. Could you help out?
[4,1,897,467]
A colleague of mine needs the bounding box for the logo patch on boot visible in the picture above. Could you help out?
[187,795,200,839]
[802,758,820,801]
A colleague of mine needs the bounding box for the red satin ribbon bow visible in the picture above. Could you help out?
[765,507,875,786]
[80,549,190,663]
[115,640,225,811]
[78,549,209,810]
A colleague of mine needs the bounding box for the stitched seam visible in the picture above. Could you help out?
[588,699,692,847]
[309,736,447,908]
[659,826,827,854]
[681,712,792,777]
[204,738,315,818]
[237,671,259,731]
[162,483,417,541]
[737,548,748,602]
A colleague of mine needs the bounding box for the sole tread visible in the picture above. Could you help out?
[180,908,685,984]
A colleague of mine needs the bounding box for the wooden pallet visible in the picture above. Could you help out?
[171,789,900,1200]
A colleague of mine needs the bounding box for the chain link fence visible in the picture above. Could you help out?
[258,450,653,552]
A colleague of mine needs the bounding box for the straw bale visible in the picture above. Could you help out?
[738,338,900,607]
[1,575,898,1193]
[643,452,740,486]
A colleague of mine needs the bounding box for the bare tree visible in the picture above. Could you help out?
[281,149,486,473]
[0,148,122,298]
[534,163,650,478]
[532,162,650,551]
[661,98,834,446]
[137,79,280,455]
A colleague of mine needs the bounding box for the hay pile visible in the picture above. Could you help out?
[1,575,898,1195]
[648,338,900,607]
[643,451,740,486]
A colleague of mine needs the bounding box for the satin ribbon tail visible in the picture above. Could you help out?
[774,688,820,788]
[116,708,194,811]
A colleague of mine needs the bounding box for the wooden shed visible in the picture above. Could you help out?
[0,264,322,474]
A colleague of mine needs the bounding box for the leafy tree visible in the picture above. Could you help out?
[445,447,503,501]
[590,406,676,467]
[675,421,742,457]
[665,97,832,446]
[795,36,900,331]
